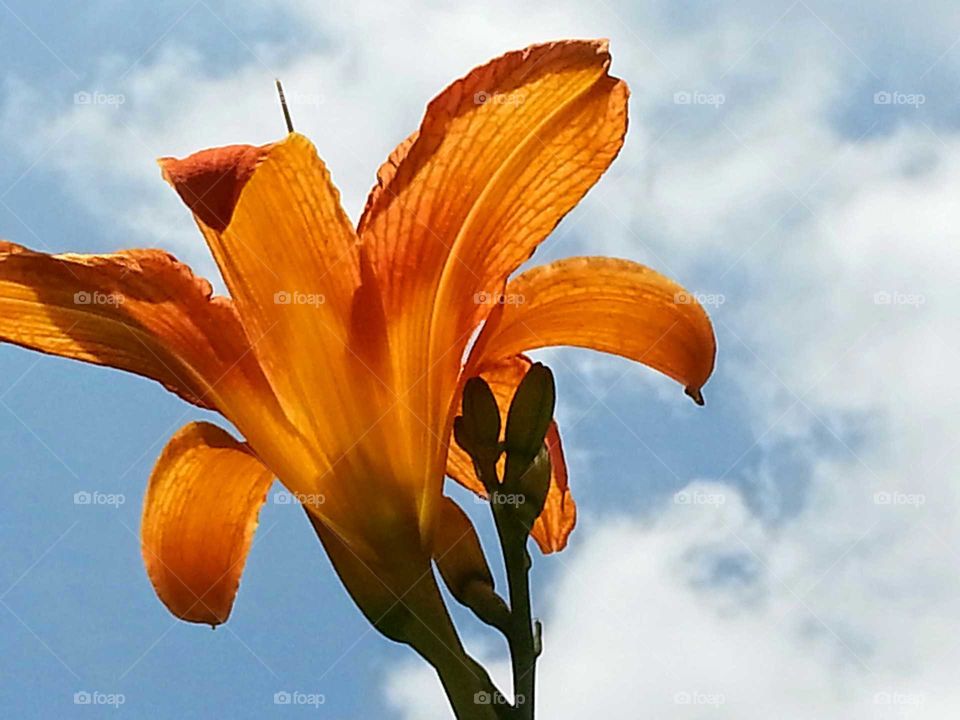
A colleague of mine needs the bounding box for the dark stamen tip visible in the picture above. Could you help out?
[275,79,295,134]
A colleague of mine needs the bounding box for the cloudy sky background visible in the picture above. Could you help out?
[1,0,958,717]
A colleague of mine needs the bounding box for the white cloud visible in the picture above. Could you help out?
[370,3,960,720]
[4,1,960,718]
[389,480,960,719]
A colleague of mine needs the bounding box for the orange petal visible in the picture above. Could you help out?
[0,240,272,414]
[471,257,717,404]
[141,422,274,625]
[160,134,374,457]
[158,143,267,231]
[446,356,576,553]
[534,421,576,553]
[359,40,626,531]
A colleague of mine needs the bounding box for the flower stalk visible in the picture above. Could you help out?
[491,500,540,718]
[455,362,556,719]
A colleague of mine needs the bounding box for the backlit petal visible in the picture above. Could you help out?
[446,356,575,553]
[0,240,271,414]
[160,134,369,451]
[161,136,413,536]
[359,40,626,531]
[141,422,273,625]
[471,257,717,404]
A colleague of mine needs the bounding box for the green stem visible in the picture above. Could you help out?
[418,647,504,720]
[492,500,538,719]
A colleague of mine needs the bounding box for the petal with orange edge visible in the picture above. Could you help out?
[141,422,274,626]
[160,134,367,449]
[471,257,717,404]
[447,356,575,553]
[358,40,628,490]
[0,240,271,415]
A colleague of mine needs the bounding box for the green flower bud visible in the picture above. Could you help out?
[504,363,555,465]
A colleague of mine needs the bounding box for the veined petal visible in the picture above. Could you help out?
[141,422,273,625]
[447,356,575,553]
[0,239,312,492]
[161,137,421,558]
[160,134,369,452]
[359,40,626,532]
[0,240,271,414]
[534,421,575,553]
[471,257,717,404]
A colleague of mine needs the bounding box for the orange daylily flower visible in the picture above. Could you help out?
[0,39,714,654]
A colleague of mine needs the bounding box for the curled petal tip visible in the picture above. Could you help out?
[686,387,705,406]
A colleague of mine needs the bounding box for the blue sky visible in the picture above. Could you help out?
[2,1,959,718]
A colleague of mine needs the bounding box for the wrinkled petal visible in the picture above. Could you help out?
[0,240,271,413]
[160,134,369,450]
[447,356,575,553]
[359,39,627,532]
[141,422,274,625]
[162,136,414,545]
[0,239,310,491]
[470,257,717,404]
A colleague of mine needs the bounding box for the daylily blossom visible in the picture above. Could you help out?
[0,39,714,702]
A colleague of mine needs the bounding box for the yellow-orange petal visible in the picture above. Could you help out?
[359,40,626,534]
[0,240,271,414]
[447,355,576,553]
[141,422,274,625]
[161,135,385,466]
[471,257,717,404]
